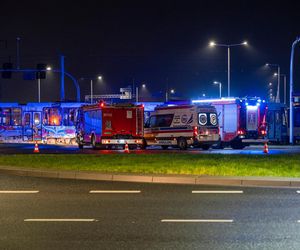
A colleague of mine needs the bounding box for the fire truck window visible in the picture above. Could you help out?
[34,113,40,125]
[2,108,11,126]
[12,108,22,126]
[43,108,61,126]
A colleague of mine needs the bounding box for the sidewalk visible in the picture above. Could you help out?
[1,166,300,188]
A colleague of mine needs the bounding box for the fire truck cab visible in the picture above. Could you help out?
[192,98,268,149]
[144,104,220,150]
[76,103,144,149]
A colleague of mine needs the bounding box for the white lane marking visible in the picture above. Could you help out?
[161,219,233,223]
[89,190,141,194]
[0,190,39,194]
[192,190,243,194]
[24,219,98,222]
[296,191,300,194]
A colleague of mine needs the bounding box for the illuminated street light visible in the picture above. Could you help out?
[97,75,102,80]
[136,83,146,102]
[46,66,52,71]
[209,40,248,97]
[266,63,280,103]
[213,81,222,98]
[79,75,103,103]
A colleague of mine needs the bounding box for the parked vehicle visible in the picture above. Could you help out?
[0,102,82,144]
[192,98,268,149]
[143,104,220,150]
[266,103,288,144]
[76,102,144,149]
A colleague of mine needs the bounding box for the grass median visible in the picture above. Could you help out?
[0,153,299,177]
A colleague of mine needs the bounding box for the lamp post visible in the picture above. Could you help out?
[37,65,52,103]
[213,81,222,98]
[266,63,280,103]
[289,37,300,144]
[274,73,287,104]
[79,75,102,103]
[136,83,146,102]
[209,40,248,97]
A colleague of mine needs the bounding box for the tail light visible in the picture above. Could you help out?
[237,129,245,135]
[261,130,267,136]
[193,126,198,137]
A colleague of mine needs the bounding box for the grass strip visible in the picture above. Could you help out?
[0,154,299,177]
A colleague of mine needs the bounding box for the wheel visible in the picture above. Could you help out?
[161,145,168,150]
[230,141,246,149]
[91,135,97,149]
[140,139,147,149]
[177,137,187,150]
[201,144,211,150]
[78,143,83,149]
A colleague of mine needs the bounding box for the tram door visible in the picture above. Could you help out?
[23,111,42,141]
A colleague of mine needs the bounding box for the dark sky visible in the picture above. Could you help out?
[0,0,300,102]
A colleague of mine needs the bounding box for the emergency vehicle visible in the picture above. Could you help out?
[143,104,220,150]
[192,98,268,149]
[76,102,144,149]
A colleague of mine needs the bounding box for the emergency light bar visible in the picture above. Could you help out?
[192,98,236,103]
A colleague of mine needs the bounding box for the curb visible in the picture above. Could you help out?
[0,166,300,188]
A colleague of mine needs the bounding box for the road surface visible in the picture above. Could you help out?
[0,143,300,155]
[1,173,300,249]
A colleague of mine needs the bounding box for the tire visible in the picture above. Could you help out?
[78,143,83,149]
[140,139,147,149]
[201,144,211,150]
[177,137,187,150]
[230,141,246,149]
[91,135,97,149]
[161,145,168,150]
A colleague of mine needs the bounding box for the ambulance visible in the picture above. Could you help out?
[144,104,220,150]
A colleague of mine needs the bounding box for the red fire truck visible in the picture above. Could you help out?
[192,98,268,149]
[76,103,144,149]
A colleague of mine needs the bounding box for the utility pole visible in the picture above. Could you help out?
[16,37,21,70]
[289,37,300,144]
[60,55,65,102]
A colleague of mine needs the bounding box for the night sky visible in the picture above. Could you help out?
[0,0,300,102]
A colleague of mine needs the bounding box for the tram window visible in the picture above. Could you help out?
[62,108,76,126]
[34,113,40,125]
[43,108,61,126]
[24,113,30,126]
[12,108,22,126]
[1,108,11,126]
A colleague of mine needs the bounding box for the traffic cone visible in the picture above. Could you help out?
[124,142,129,153]
[34,142,40,153]
[263,142,268,154]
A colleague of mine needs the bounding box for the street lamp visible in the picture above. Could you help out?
[79,76,102,103]
[213,81,222,98]
[266,63,280,103]
[274,73,287,104]
[289,37,300,144]
[136,83,146,102]
[170,89,175,94]
[209,40,248,97]
[46,66,52,71]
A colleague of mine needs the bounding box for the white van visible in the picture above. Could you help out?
[144,104,220,150]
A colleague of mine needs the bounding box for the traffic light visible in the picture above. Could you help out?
[36,63,47,79]
[2,63,13,79]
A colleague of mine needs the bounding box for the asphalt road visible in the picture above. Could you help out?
[0,143,300,155]
[1,174,300,249]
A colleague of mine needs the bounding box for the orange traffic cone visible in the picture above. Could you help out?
[124,142,129,153]
[34,142,40,153]
[263,142,268,154]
